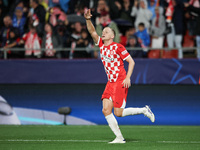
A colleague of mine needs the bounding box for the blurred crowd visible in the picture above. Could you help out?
[0,0,200,59]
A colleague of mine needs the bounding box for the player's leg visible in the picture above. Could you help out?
[114,106,155,123]
[102,99,125,144]
[114,107,145,117]
[121,106,155,123]
[113,81,155,122]
[102,98,113,116]
[112,83,147,118]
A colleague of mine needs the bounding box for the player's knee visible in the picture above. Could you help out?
[102,108,111,116]
[114,111,122,117]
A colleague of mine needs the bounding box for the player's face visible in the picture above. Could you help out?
[102,27,114,41]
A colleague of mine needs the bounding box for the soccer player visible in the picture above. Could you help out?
[84,9,155,144]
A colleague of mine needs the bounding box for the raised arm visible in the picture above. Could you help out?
[84,9,99,44]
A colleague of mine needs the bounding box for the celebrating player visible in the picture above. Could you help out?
[84,9,155,144]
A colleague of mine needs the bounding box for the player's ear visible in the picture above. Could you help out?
[111,33,115,39]
[110,29,115,39]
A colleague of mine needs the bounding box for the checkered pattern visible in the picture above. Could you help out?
[97,37,130,82]
[45,33,54,57]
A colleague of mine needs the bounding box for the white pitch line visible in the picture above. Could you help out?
[0,139,108,143]
[0,139,200,144]
[156,141,200,144]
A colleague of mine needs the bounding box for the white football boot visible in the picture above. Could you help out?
[144,105,155,123]
[109,137,126,144]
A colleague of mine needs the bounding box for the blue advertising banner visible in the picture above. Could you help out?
[0,59,199,84]
[1,84,200,125]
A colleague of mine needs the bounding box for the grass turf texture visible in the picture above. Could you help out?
[0,125,199,150]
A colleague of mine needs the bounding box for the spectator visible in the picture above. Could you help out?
[126,35,143,58]
[55,24,69,58]
[56,24,66,46]
[85,0,99,23]
[96,11,120,43]
[68,21,86,59]
[150,6,166,48]
[42,23,62,58]
[12,6,27,37]
[184,1,200,58]
[59,0,71,13]
[134,22,151,57]
[120,26,136,46]
[39,0,49,22]
[95,0,122,21]
[67,0,78,14]
[76,0,98,11]
[95,0,110,25]
[48,0,70,13]
[9,0,29,16]
[131,0,152,31]
[73,29,92,58]
[67,0,98,14]
[29,0,46,37]
[59,22,72,58]
[94,0,121,21]
[74,3,86,16]
[20,25,41,58]
[166,0,185,59]
[3,28,23,58]
[148,0,157,20]
[0,0,7,28]
[48,6,66,28]
[115,0,134,24]
[107,0,122,20]
[0,15,14,48]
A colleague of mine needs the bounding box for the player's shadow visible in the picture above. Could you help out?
[125,138,141,143]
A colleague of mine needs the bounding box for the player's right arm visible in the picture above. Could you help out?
[84,9,99,44]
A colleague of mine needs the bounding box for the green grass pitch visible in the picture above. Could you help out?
[0,125,200,150]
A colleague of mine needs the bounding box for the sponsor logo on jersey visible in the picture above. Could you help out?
[121,50,128,55]
[101,55,114,62]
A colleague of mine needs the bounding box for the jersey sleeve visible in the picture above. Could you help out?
[95,36,103,47]
[116,44,130,60]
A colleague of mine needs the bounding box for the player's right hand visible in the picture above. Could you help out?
[84,9,92,20]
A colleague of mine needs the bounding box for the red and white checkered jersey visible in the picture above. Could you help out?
[96,37,130,82]
[45,33,54,57]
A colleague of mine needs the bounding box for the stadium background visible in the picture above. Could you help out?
[0,58,199,125]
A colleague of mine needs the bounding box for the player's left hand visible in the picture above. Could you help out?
[122,77,131,88]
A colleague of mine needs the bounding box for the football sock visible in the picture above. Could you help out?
[122,107,146,117]
[105,113,124,139]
